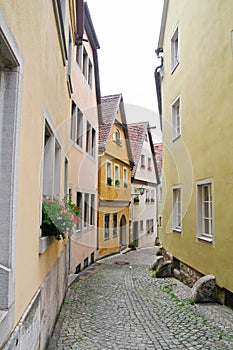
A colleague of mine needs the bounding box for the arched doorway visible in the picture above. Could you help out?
[120,214,127,248]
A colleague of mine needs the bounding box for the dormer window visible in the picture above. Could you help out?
[113,129,122,146]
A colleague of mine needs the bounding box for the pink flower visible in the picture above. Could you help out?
[66,227,70,231]
[57,216,62,220]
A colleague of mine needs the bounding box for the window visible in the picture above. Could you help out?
[151,190,155,202]
[172,186,182,232]
[86,121,91,153]
[140,220,144,231]
[67,29,73,95]
[70,102,83,147]
[106,161,112,185]
[114,164,120,187]
[148,157,152,171]
[104,214,110,240]
[0,19,23,340]
[141,154,145,168]
[91,128,96,158]
[133,221,139,241]
[197,179,214,242]
[172,96,181,140]
[123,168,128,189]
[159,215,163,228]
[64,158,68,198]
[43,122,61,198]
[90,194,95,226]
[88,59,93,88]
[145,190,150,204]
[171,25,179,72]
[84,193,90,227]
[76,192,82,230]
[159,187,163,201]
[82,47,88,78]
[146,219,154,234]
[53,0,67,65]
[113,213,118,237]
[113,129,122,146]
[76,44,82,66]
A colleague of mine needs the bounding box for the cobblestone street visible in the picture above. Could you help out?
[48,248,233,350]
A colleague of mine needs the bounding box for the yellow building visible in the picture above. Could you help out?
[0,0,100,348]
[156,0,233,305]
[98,94,134,257]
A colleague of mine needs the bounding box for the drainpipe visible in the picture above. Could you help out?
[154,48,164,132]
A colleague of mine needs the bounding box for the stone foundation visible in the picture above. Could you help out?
[1,245,68,350]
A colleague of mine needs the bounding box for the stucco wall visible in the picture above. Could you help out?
[161,0,233,293]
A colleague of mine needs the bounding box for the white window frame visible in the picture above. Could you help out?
[141,154,145,168]
[123,167,128,189]
[114,164,120,187]
[172,185,182,232]
[196,178,214,243]
[172,96,181,141]
[171,24,179,73]
[70,102,83,148]
[113,213,118,237]
[106,161,112,185]
[104,214,110,240]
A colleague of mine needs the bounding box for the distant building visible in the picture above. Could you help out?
[98,94,133,256]
[128,123,160,247]
[156,0,233,304]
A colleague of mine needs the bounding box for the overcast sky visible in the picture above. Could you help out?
[86,0,164,142]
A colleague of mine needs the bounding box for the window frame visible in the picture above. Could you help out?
[171,24,180,73]
[106,161,112,185]
[196,178,214,243]
[172,185,182,233]
[141,154,146,168]
[113,213,118,237]
[114,164,120,188]
[172,96,181,141]
[104,213,110,240]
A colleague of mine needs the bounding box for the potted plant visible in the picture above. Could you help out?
[128,241,138,250]
[133,196,140,204]
[115,179,120,187]
[41,197,79,240]
[107,177,113,186]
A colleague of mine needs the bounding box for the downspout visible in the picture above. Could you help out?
[154,48,164,132]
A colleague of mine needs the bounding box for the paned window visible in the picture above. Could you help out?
[113,213,118,237]
[197,179,214,242]
[171,25,179,72]
[104,214,110,240]
[172,186,182,232]
[172,97,181,140]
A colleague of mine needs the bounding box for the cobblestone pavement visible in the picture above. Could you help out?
[48,248,233,350]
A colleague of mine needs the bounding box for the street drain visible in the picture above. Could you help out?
[114,261,129,265]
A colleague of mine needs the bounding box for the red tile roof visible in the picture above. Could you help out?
[98,94,122,150]
[127,122,149,177]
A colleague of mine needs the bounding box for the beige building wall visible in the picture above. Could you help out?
[160,0,233,294]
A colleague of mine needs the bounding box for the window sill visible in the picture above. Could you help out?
[171,60,180,74]
[39,235,55,254]
[172,134,181,142]
[173,228,182,233]
[197,236,213,244]
[104,237,110,241]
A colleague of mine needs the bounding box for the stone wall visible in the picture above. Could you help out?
[1,245,68,350]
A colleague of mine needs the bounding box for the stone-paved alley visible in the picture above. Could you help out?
[48,248,233,350]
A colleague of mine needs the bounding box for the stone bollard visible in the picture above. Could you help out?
[156,261,172,278]
[150,256,164,271]
[191,275,217,303]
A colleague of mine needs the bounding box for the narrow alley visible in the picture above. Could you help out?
[48,248,233,350]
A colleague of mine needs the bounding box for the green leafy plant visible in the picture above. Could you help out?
[107,177,113,186]
[133,196,140,203]
[115,179,120,187]
[128,241,138,250]
[41,197,79,240]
